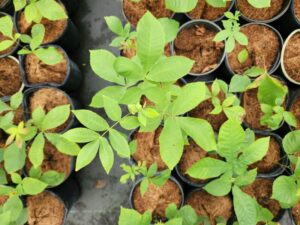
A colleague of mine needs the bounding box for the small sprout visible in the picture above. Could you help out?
[0,16,20,52]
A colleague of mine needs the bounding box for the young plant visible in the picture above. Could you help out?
[207,79,245,123]
[187,119,276,225]
[120,162,171,196]
[63,12,212,175]
[272,130,300,208]
[213,11,248,56]
[13,0,68,24]
[0,15,20,52]
[18,24,64,65]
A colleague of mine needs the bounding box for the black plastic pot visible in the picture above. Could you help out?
[25,175,80,224]
[185,0,235,23]
[60,0,78,16]
[225,22,283,78]
[254,131,288,178]
[236,0,291,24]
[23,86,80,133]
[0,55,23,99]
[171,19,225,82]
[14,8,80,52]
[129,175,184,222]
[241,75,290,133]
[19,44,82,91]
[0,12,19,58]
[0,0,13,14]
[281,29,300,86]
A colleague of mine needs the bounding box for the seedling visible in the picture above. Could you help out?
[18,24,64,65]
[187,119,276,225]
[120,162,171,196]
[272,130,300,208]
[213,11,248,56]
[13,0,68,24]
[0,15,20,53]
[208,79,245,123]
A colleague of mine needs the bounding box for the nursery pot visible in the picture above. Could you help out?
[14,4,80,52]
[254,131,288,178]
[241,75,290,132]
[185,0,235,23]
[26,176,80,225]
[0,0,13,14]
[19,44,82,91]
[129,175,184,223]
[23,86,80,133]
[281,29,300,86]
[171,19,225,81]
[225,22,283,77]
[0,55,23,100]
[0,12,19,58]
[236,0,291,24]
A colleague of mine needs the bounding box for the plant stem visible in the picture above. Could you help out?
[101,112,132,137]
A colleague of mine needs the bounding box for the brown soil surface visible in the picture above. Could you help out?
[133,179,182,219]
[18,11,67,44]
[291,95,300,130]
[188,0,231,20]
[243,179,281,220]
[29,88,70,132]
[283,33,300,82]
[292,201,300,224]
[237,0,285,20]
[0,195,8,205]
[186,189,232,225]
[174,25,224,74]
[132,127,167,171]
[296,0,300,21]
[25,51,67,85]
[0,57,21,97]
[123,0,173,27]
[190,83,227,131]
[26,139,72,176]
[228,24,280,74]
[27,192,65,225]
[242,86,286,130]
[249,136,281,173]
[179,140,220,184]
[0,15,16,55]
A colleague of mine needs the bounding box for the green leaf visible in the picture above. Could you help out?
[225,36,235,53]
[247,0,271,8]
[178,117,217,152]
[120,116,140,130]
[104,16,124,36]
[218,120,245,159]
[109,129,130,158]
[63,128,100,143]
[165,0,198,12]
[4,143,26,174]
[41,105,70,131]
[158,18,179,44]
[0,169,7,185]
[238,48,249,64]
[204,172,232,196]
[239,137,270,165]
[159,118,184,169]
[30,24,45,50]
[213,30,231,42]
[0,40,14,52]
[90,86,126,108]
[114,56,144,80]
[76,140,100,171]
[283,111,297,128]
[244,67,265,77]
[283,130,300,155]
[3,195,23,221]
[136,11,165,70]
[40,170,65,186]
[0,211,11,225]
[234,169,257,187]
[187,158,231,179]
[272,176,298,208]
[147,56,194,82]
[72,110,109,131]
[28,133,45,168]
[119,207,152,225]
[21,177,47,195]
[45,133,80,156]
[90,49,125,85]
[99,137,114,174]
[0,16,14,38]
[13,0,27,11]
[103,95,122,121]
[34,47,64,65]
[206,0,227,7]
[140,178,149,196]
[172,82,207,115]
[232,186,257,225]
[229,75,251,93]
[35,0,68,21]
[234,32,248,46]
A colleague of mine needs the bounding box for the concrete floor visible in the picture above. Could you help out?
[65,0,292,224]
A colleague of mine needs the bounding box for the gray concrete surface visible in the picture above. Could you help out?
[65,0,292,224]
